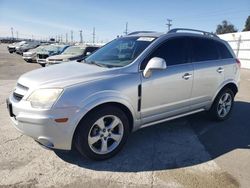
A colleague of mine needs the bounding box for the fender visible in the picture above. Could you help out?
[69,90,141,140]
[211,79,238,106]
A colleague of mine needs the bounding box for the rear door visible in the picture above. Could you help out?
[189,37,224,110]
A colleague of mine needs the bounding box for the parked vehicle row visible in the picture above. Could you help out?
[7,41,102,67]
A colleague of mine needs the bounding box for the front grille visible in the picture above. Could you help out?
[13,83,29,102]
[38,54,49,59]
[13,92,23,101]
[17,83,29,90]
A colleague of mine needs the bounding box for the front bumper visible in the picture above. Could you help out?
[7,95,80,150]
[37,59,46,64]
[8,47,16,53]
[23,56,36,62]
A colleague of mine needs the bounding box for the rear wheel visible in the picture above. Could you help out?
[209,88,234,121]
[74,106,130,160]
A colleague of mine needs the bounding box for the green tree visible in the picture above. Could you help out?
[216,20,238,34]
[243,16,250,31]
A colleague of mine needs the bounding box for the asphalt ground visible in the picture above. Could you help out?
[0,44,249,188]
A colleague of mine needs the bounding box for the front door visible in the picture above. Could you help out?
[140,37,194,125]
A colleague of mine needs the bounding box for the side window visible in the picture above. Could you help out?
[141,37,187,69]
[216,42,233,59]
[191,38,219,62]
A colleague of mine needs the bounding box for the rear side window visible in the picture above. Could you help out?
[191,38,219,62]
[216,42,233,59]
[141,37,187,69]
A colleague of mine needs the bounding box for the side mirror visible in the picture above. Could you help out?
[86,52,92,56]
[143,57,167,78]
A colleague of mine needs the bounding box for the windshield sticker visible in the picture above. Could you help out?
[137,37,155,42]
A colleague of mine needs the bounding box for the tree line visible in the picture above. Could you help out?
[216,16,250,34]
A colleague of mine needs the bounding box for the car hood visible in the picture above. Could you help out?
[18,62,115,89]
[47,54,78,61]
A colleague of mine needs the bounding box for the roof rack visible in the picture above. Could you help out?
[127,31,157,35]
[168,28,219,38]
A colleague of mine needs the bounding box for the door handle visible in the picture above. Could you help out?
[217,67,224,73]
[182,73,192,80]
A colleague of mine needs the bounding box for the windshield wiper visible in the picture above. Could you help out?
[85,61,108,68]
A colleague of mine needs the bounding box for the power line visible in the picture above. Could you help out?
[66,33,68,43]
[71,30,73,43]
[124,22,128,35]
[79,30,83,43]
[11,27,14,39]
[92,27,96,44]
[166,19,172,32]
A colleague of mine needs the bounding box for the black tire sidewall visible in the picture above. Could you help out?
[75,106,130,160]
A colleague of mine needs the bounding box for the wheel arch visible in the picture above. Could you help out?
[212,81,238,104]
[71,101,136,149]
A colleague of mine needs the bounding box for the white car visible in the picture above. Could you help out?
[36,44,69,67]
[46,45,100,65]
[23,45,48,62]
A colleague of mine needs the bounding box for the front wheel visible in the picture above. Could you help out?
[74,106,130,160]
[209,88,234,121]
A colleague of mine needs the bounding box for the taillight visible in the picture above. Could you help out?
[236,58,241,68]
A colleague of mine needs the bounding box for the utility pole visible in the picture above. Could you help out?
[66,33,68,43]
[11,27,14,40]
[71,30,73,43]
[79,30,83,43]
[92,27,96,44]
[16,31,18,39]
[124,22,128,35]
[166,19,172,32]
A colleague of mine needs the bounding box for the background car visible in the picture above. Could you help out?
[36,44,69,67]
[22,44,49,63]
[16,41,40,55]
[7,41,26,53]
[46,45,100,66]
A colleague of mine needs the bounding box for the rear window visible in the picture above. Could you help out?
[216,42,233,59]
[191,38,219,62]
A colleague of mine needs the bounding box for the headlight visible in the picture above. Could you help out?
[27,89,63,109]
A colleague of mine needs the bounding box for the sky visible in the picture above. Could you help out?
[0,0,249,42]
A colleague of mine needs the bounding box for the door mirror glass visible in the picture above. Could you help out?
[86,52,92,56]
[143,57,167,78]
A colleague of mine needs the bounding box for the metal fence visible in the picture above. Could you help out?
[219,31,250,69]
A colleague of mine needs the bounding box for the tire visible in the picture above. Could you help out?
[40,64,45,67]
[209,88,235,121]
[74,105,130,160]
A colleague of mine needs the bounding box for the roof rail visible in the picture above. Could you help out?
[128,31,157,35]
[168,28,219,38]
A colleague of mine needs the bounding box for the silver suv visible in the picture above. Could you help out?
[7,28,240,160]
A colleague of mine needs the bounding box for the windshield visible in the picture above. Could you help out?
[62,46,84,55]
[84,36,155,68]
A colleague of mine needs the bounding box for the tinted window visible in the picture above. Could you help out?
[216,42,233,59]
[141,37,188,69]
[191,38,219,62]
